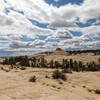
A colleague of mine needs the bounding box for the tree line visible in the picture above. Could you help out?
[1,56,100,72]
[67,50,100,55]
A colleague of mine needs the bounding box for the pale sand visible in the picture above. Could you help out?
[0,67,100,100]
[32,51,100,64]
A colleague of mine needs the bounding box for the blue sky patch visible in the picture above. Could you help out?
[28,18,48,28]
[21,35,36,42]
[45,0,83,7]
[70,31,82,36]
[5,7,24,15]
[38,35,47,40]
[77,18,97,28]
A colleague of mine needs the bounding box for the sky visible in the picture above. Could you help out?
[0,0,100,57]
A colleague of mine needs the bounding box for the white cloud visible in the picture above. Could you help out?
[9,39,46,49]
[0,0,100,56]
[48,19,77,28]
[2,0,100,25]
[54,0,59,2]
[46,29,72,40]
[79,0,100,23]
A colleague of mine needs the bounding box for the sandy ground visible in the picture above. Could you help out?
[0,65,100,100]
[32,51,100,64]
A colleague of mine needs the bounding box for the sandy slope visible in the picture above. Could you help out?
[0,66,100,100]
[32,51,100,64]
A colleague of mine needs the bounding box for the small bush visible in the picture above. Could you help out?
[57,87,61,89]
[20,67,26,70]
[95,89,100,94]
[45,75,50,78]
[52,85,56,88]
[62,68,72,73]
[52,70,67,81]
[29,75,36,82]
[59,81,63,84]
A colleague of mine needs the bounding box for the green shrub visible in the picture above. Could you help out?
[95,89,100,94]
[20,67,26,70]
[54,61,62,68]
[52,70,67,81]
[45,75,50,78]
[98,58,100,64]
[29,75,36,82]
[62,68,72,73]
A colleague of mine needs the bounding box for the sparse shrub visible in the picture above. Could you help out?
[45,75,50,78]
[95,89,100,94]
[72,86,76,88]
[20,67,26,70]
[88,89,93,92]
[82,85,86,88]
[52,85,56,88]
[59,81,63,84]
[57,87,61,89]
[62,68,72,73]
[52,70,67,81]
[29,75,36,82]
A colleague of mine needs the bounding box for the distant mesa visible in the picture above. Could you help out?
[53,48,69,55]
[56,48,63,51]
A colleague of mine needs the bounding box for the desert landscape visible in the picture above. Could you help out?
[0,49,100,100]
[0,67,100,100]
[1,0,100,99]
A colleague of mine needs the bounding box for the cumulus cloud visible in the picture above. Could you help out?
[0,0,100,56]
[9,39,46,49]
[79,0,100,23]
[48,19,77,28]
[46,29,72,40]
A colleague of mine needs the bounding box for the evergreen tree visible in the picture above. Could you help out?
[54,61,61,68]
[49,60,54,68]
[78,61,83,71]
[19,56,30,67]
[73,60,79,71]
[69,59,74,69]
[3,58,9,65]
[98,58,100,65]
[65,59,70,69]
[39,57,47,67]
[62,59,67,69]
[9,57,16,65]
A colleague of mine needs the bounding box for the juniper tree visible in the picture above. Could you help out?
[3,58,9,65]
[39,57,47,67]
[54,61,61,68]
[49,60,54,68]
[78,61,83,71]
[65,59,70,69]
[69,59,74,69]
[73,60,79,71]
[98,58,100,65]
[19,56,30,67]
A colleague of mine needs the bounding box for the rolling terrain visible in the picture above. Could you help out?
[0,49,100,100]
